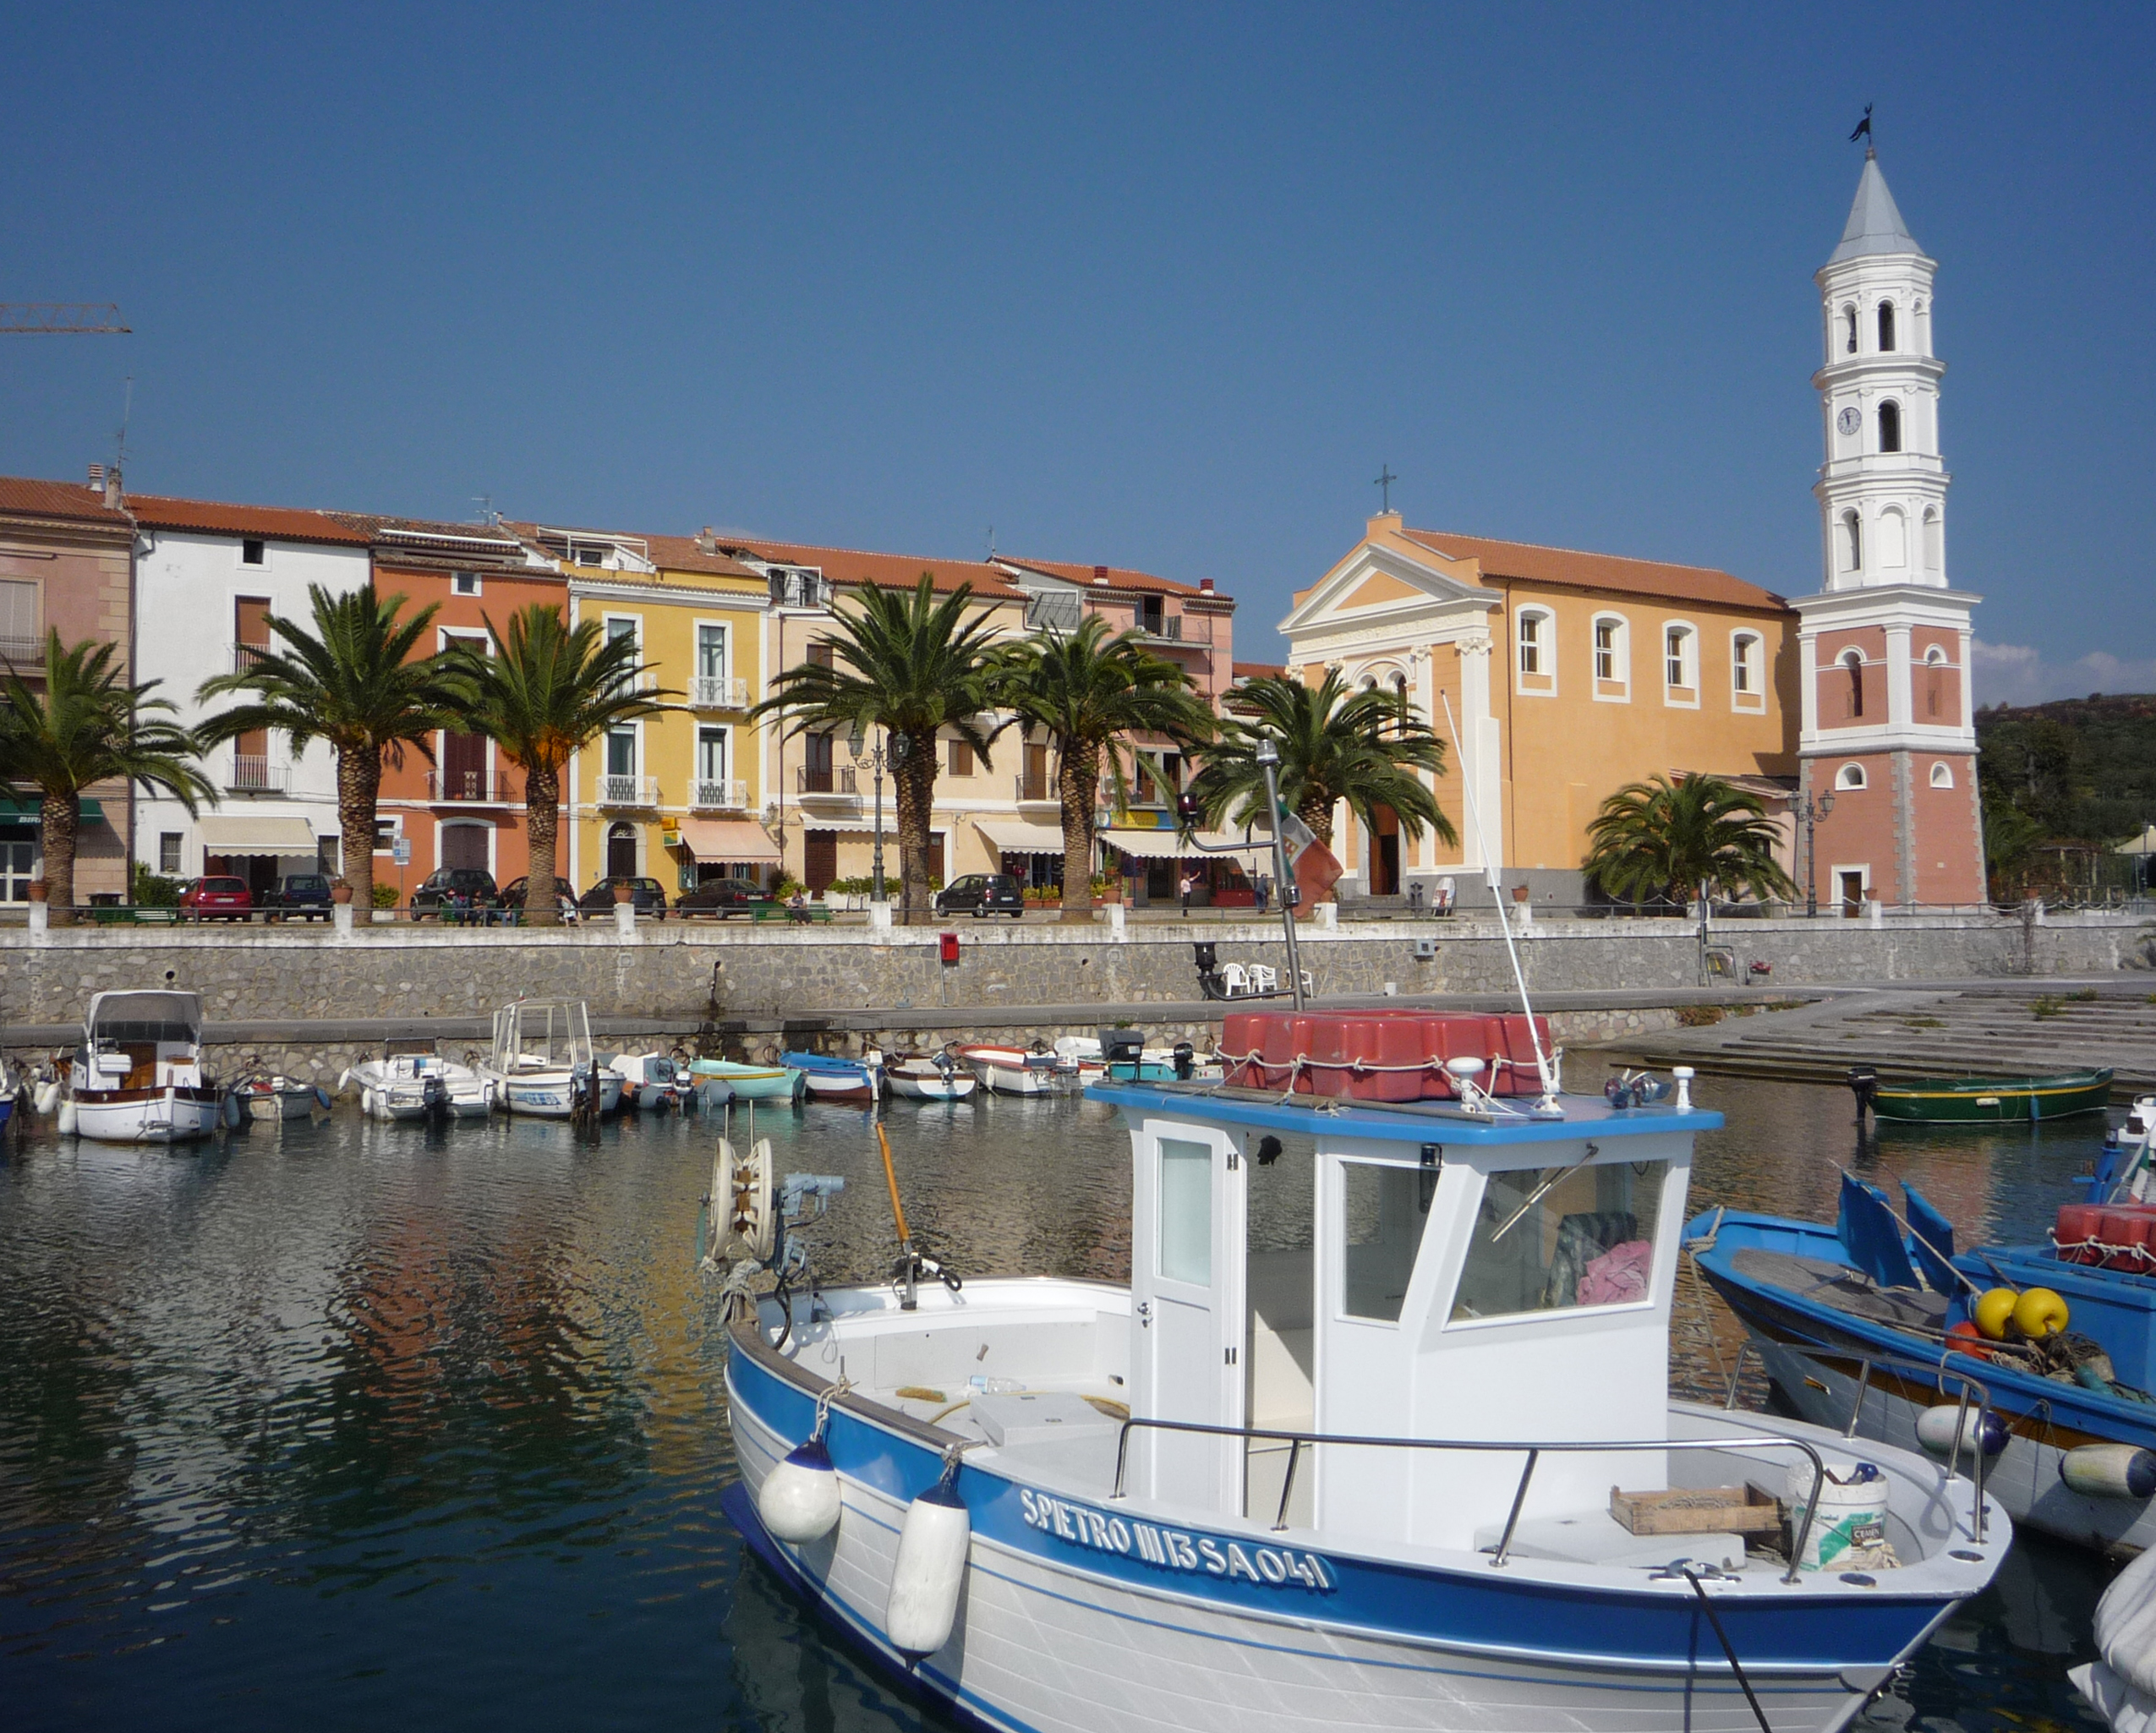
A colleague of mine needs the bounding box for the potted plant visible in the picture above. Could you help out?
[330,878,354,905]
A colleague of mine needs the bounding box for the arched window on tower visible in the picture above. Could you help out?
[1924,644,1947,719]
[1922,508,1943,575]
[1844,306,1858,354]
[1841,649,1865,719]
[1392,672,1410,734]
[1842,510,1863,574]
[1878,301,1896,351]
[1879,401,1902,453]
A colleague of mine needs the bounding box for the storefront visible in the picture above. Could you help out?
[973,818,1064,890]
[1098,827,1268,907]
[671,817,782,889]
[197,813,323,896]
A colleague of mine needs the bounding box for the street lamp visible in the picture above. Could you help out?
[851,722,893,905]
[1798,789,1837,917]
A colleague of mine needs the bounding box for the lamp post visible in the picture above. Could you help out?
[1798,788,1837,917]
[851,722,892,904]
[1256,737,1307,1010]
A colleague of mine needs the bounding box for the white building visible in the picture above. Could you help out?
[129,495,373,889]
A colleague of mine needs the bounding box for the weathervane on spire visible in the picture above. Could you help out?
[1374,464,1397,513]
[1849,104,1874,156]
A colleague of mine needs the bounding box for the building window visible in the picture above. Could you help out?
[374,818,399,852]
[1664,626,1694,691]
[1842,650,1865,719]
[698,727,728,786]
[1516,610,1546,676]
[806,642,834,670]
[697,623,727,678]
[1836,763,1868,791]
[1924,646,1946,719]
[1844,305,1858,354]
[241,538,265,566]
[1592,615,1626,689]
[1929,762,1954,789]
[1842,510,1863,573]
[947,739,974,777]
[1922,508,1943,574]
[605,728,636,778]
[1878,301,1896,352]
[1879,401,1902,454]
[1732,632,1759,696]
[159,832,182,874]
[0,580,39,660]
[452,571,480,596]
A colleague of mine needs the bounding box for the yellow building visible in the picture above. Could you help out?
[518,525,780,894]
[1281,513,1798,905]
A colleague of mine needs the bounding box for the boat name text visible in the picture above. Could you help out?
[1017,1488,1332,1590]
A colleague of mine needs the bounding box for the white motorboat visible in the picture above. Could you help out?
[887,1053,978,1102]
[2074,1539,2156,1729]
[63,990,227,1144]
[959,1043,1060,1096]
[349,1041,494,1122]
[479,999,622,1118]
[605,1048,697,1112]
[720,1008,2008,1733]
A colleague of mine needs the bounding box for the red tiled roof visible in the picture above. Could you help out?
[721,537,1025,600]
[128,493,371,545]
[1232,661,1288,681]
[0,476,134,526]
[1399,528,1788,613]
[997,555,1225,601]
[501,520,765,582]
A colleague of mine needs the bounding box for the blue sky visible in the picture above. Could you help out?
[2,4,2148,700]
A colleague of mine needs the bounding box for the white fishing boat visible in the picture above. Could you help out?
[349,1041,494,1122]
[887,1053,978,1102]
[479,999,622,1118]
[959,1043,1059,1096]
[718,1008,2008,1733]
[63,990,227,1144]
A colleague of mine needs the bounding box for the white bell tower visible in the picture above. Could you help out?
[1795,150,1985,910]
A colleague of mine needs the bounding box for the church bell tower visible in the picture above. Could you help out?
[1796,150,1985,910]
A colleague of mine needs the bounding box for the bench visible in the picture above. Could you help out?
[750,904,834,924]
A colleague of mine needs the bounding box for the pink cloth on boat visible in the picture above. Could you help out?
[1577,1239,1653,1306]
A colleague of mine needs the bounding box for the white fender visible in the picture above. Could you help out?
[57,1096,77,1136]
[33,1080,58,1116]
[886,1476,970,1660]
[758,1435,843,1544]
[2064,1444,2156,1501]
[314,1085,333,1112]
[336,1069,353,1097]
[1916,1403,2008,1459]
[362,1087,378,1120]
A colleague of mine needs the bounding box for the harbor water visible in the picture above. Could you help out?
[0,1077,2115,1730]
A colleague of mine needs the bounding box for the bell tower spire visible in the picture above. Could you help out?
[1793,149,1985,910]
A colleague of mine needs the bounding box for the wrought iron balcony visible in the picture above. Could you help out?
[228,754,287,793]
[692,779,749,811]
[597,774,659,807]
[426,768,500,802]
[233,641,273,673]
[689,674,749,710]
[797,765,857,796]
[1015,773,1053,803]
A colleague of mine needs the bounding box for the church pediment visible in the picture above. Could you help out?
[1278,538,1491,638]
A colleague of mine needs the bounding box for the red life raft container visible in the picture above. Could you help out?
[1219,1009,1554,1101]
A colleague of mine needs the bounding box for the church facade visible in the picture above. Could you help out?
[1281,149,1983,910]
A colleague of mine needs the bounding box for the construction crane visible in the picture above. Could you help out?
[0,303,129,334]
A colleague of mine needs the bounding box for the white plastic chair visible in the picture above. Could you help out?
[1219,962,1249,997]
[1247,964,1278,994]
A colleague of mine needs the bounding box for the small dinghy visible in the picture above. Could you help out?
[1851,1063,2115,1123]
[234,1073,329,1121]
[349,1041,493,1123]
[689,1058,807,1102]
[887,1052,977,1102]
[958,1043,1059,1096]
[783,1050,882,1106]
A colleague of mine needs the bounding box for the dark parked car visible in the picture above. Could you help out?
[498,876,580,921]
[577,875,670,919]
[675,877,773,918]
[409,867,499,920]
[934,872,1026,919]
[179,875,254,921]
[261,872,335,921]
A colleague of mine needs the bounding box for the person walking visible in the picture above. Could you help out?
[1179,869,1195,918]
[1255,872,1270,915]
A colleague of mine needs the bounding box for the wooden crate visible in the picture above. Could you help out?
[1611,1484,1782,1537]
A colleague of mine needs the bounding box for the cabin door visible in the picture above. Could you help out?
[1130,1118,1246,1514]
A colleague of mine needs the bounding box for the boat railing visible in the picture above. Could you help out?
[1107,1416,1848,1583]
[1722,1338,1992,1542]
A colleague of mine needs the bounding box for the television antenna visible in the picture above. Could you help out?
[0,303,131,335]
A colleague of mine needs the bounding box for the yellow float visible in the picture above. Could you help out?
[2011,1286,2069,1340]
[1973,1287,2018,1341]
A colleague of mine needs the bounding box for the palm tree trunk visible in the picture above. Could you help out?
[524,762,561,927]
[1058,741,1099,923]
[1300,792,1335,851]
[895,740,935,927]
[39,790,79,926]
[337,748,382,916]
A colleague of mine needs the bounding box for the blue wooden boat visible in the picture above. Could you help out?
[781,1049,881,1105]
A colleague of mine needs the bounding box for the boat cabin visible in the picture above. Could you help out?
[80,989,207,1090]
[1108,1020,1711,1551]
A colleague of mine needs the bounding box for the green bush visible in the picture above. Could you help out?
[372,883,400,909]
[131,863,183,907]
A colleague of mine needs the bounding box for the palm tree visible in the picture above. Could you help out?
[443,604,667,927]
[1185,671,1456,887]
[198,584,464,912]
[994,615,1216,922]
[753,576,1004,923]
[0,632,216,924]
[1583,774,1798,908]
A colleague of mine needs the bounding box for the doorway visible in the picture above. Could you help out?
[1839,871,1865,917]
[442,823,490,874]
[1245,1130,1316,1527]
[606,823,637,879]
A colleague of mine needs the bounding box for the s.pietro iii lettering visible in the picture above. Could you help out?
[1017,1487,1332,1591]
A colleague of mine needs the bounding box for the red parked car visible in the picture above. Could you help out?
[179,875,254,921]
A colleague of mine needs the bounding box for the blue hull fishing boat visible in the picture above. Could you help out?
[1688,1094,2156,1555]
[713,1010,2005,1733]
[782,1049,882,1105]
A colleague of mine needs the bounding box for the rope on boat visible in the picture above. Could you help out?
[1678,1566,1772,1733]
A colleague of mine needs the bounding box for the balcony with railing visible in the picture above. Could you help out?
[233,641,273,674]
[228,754,287,794]
[797,764,858,800]
[597,774,660,807]
[692,778,750,811]
[690,674,750,710]
[426,768,515,804]
[1015,772,1055,805]
[1140,613,1214,648]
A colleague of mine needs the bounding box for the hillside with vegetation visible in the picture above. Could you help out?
[1977,692,2156,896]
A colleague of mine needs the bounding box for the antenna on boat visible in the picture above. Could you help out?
[1440,693,1559,1111]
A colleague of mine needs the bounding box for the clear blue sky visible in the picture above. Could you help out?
[3,4,2148,701]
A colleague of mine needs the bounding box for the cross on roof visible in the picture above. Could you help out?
[1374,465,1397,512]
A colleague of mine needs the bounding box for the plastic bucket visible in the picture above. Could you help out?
[1786,1459,1888,1571]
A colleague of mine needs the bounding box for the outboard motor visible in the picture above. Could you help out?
[1101,1028,1145,1074]
[1171,1040,1196,1082]
[1847,1065,1880,1122]
[421,1071,450,1125]
[1192,941,1223,999]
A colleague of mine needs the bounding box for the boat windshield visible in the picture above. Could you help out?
[1449,1158,1668,1323]
[87,992,203,1047]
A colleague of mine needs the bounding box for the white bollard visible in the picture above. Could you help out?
[332,903,355,938]
[1672,1065,1695,1113]
[27,900,47,937]
[614,899,637,942]
[1867,898,1884,928]
[1314,902,1338,932]
[1107,902,1126,939]
[868,900,894,933]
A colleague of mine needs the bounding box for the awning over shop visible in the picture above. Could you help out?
[676,817,781,863]
[0,795,101,821]
[974,817,1065,856]
[197,814,317,854]
[1100,828,1272,869]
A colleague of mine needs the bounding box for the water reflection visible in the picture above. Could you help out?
[0,1078,2119,1730]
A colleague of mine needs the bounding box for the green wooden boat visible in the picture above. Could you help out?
[1849,1064,2115,1123]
